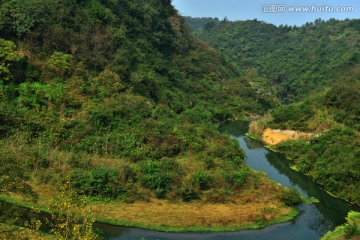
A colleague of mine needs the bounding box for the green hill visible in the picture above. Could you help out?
[185,17,360,205]
[261,66,360,205]
[188,18,360,103]
[0,1,295,236]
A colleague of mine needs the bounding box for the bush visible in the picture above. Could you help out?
[140,171,172,192]
[139,159,183,197]
[344,222,359,239]
[70,167,123,198]
[178,181,200,202]
[68,154,93,169]
[191,171,213,190]
[279,188,303,206]
[203,157,216,169]
[118,164,137,184]
[224,169,250,189]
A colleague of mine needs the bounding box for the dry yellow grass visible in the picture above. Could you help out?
[90,176,292,229]
[12,174,294,231]
[92,199,291,228]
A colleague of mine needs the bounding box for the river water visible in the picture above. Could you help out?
[97,121,357,240]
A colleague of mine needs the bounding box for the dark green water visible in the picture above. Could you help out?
[97,121,358,240]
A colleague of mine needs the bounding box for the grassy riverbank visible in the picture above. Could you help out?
[321,211,360,240]
[0,196,299,233]
[0,223,55,239]
[91,196,298,232]
[95,207,299,232]
[0,174,300,233]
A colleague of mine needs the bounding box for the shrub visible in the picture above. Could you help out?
[279,188,303,206]
[178,181,200,202]
[68,154,93,169]
[139,159,183,197]
[203,157,216,169]
[224,169,250,188]
[70,167,123,198]
[191,171,213,190]
[118,164,137,184]
[140,171,172,192]
[344,222,358,239]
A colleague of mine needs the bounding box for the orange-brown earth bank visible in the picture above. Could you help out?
[262,128,313,146]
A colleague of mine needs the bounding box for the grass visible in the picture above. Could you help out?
[321,211,360,240]
[302,196,320,204]
[0,194,299,233]
[0,194,300,233]
[95,208,299,232]
[0,133,301,234]
[245,133,261,140]
[322,189,359,206]
[90,199,297,232]
[236,116,250,121]
[264,145,279,152]
[1,176,300,233]
[290,165,300,172]
[0,223,55,240]
[88,175,300,232]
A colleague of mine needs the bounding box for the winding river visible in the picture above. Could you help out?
[97,121,358,240]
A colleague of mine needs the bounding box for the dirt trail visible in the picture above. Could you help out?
[262,128,313,146]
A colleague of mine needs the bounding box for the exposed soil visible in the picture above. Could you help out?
[262,128,313,146]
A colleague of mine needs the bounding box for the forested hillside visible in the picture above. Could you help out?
[189,18,360,102]
[185,17,360,205]
[264,64,360,205]
[183,16,220,32]
[0,0,294,237]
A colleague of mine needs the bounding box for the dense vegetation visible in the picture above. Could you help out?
[0,0,295,237]
[2,0,359,237]
[322,211,360,240]
[268,66,360,132]
[264,67,360,205]
[185,17,360,205]
[188,17,360,103]
[183,16,220,32]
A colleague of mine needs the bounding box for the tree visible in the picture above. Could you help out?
[49,178,100,240]
[0,0,47,36]
[0,38,19,81]
[45,52,74,80]
[204,21,216,31]
[88,69,124,98]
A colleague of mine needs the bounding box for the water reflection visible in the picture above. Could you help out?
[244,136,263,149]
[97,121,358,240]
[229,121,357,236]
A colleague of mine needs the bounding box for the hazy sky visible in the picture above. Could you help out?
[172,0,360,26]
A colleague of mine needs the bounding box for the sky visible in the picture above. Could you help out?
[171,0,360,26]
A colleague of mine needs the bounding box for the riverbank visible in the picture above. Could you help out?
[262,128,313,146]
[0,174,300,233]
[0,223,54,239]
[257,126,359,206]
[321,211,360,240]
[0,195,298,233]
[91,195,298,232]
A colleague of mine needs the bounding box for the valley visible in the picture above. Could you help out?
[0,1,359,239]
